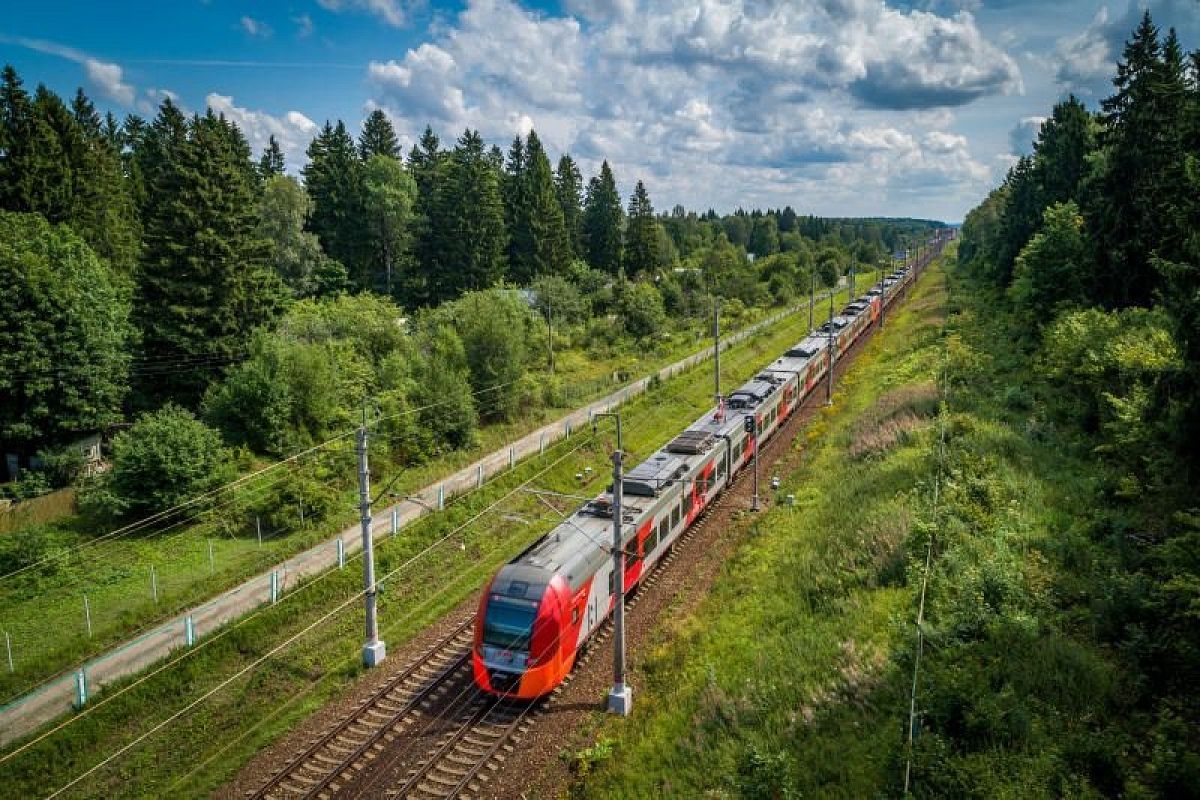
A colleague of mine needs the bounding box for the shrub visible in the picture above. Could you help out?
[97,405,233,518]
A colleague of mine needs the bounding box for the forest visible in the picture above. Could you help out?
[949,10,1199,794]
[0,60,932,523]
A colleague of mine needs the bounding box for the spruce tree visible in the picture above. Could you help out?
[995,156,1042,285]
[1090,11,1188,307]
[135,109,285,407]
[623,180,660,276]
[406,126,444,302]
[259,135,286,177]
[502,135,529,277]
[1032,95,1095,208]
[506,130,569,283]
[358,108,400,159]
[427,130,507,302]
[555,153,584,261]
[67,88,140,273]
[303,120,369,288]
[583,160,623,274]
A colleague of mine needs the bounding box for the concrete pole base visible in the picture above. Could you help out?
[362,640,387,668]
[607,684,633,716]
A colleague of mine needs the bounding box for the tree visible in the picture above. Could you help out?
[303,120,369,288]
[358,108,400,159]
[1089,12,1190,308]
[1033,96,1095,207]
[0,212,133,475]
[617,281,667,339]
[0,74,138,273]
[1008,202,1091,325]
[425,129,507,302]
[361,153,416,298]
[135,108,287,407]
[747,215,780,258]
[257,174,347,298]
[583,160,623,274]
[407,126,445,304]
[512,131,570,282]
[259,135,285,177]
[555,154,584,259]
[412,323,478,449]
[436,289,532,421]
[97,404,233,517]
[623,180,660,276]
[995,155,1043,285]
[502,135,529,277]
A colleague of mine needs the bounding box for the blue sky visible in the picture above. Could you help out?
[2,1,1197,222]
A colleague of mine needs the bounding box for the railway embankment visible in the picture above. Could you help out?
[553,247,1197,798]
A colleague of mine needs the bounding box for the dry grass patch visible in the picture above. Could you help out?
[849,383,939,458]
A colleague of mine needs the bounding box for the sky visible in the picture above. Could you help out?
[1,1,1197,223]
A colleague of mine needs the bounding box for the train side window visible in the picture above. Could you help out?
[672,504,681,529]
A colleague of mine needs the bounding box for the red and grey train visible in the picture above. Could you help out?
[473,233,948,699]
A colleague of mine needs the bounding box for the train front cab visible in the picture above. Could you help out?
[473,567,578,700]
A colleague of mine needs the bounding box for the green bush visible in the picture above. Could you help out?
[0,524,74,576]
[93,404,233,518]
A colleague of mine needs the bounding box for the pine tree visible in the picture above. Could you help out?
[259,135,286,177]
[135,109,286,407]
[406,126,444,302]
[303,120,369,288]
[1032,96,1095,207]
[555,154,583,260]
[426,130,507,302]
[623,180,660,276]
[406,126,442,201]
[583,160,623,274]
[506,130,568,283]
[358,108,400,159]
[1090,11,1188,307]
[994,156,1043,285]
[67,88,140,273]
[502,135,528,277]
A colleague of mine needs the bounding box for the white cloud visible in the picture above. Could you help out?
[83,59,135,106]
[293,13,315,37]
[1052,6,1114,93]
[1008,116,1045,155]
[240,16,272,38]
[0,35,140,108]
[205,93,318,170]
[359,0,1008,217]
[317,0,410,28]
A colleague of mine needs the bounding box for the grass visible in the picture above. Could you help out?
[572,246,1195,798]
[569,252,951,799]
[0,299,796,703]
[0,284,864,799]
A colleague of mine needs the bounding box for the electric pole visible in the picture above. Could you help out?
[879,259,887,330]
[546,298,554,375]
[358,407,386,667]
[595,412,631,716]
[808,270,816,333]
[745,415,759,511]
[825,290,835,406]
[713,296,721,409]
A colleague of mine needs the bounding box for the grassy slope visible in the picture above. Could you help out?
[0,287,860,799]
[573,252,950,799]
[577,248,1194,799]
[0,303,782,702]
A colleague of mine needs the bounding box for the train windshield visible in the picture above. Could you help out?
[482,596,538,651]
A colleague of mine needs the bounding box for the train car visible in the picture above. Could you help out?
[473,233,945,700]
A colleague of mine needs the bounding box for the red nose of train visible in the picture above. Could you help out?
[473,573,573,699]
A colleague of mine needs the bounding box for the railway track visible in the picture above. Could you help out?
[244,248,940,800]
[247,619,476,800]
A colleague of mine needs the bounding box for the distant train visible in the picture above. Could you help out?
[473,232,950,700]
